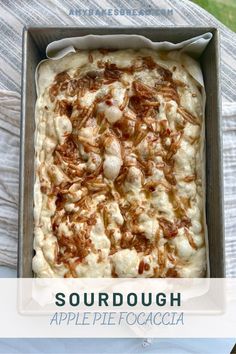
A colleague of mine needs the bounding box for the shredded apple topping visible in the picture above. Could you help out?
[33,48,206,278]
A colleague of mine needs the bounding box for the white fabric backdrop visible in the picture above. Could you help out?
[0,0,236,276]
[0,0,236,353]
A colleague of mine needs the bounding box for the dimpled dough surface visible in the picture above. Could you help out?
[33,49,206,278]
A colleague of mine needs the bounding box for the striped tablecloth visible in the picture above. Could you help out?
[0,0,235,278]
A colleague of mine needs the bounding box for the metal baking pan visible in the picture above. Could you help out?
[18,26,225,278]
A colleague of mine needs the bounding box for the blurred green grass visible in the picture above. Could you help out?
[191,0,236,31]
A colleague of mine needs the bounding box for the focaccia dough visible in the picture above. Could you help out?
[33,49,206,278]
